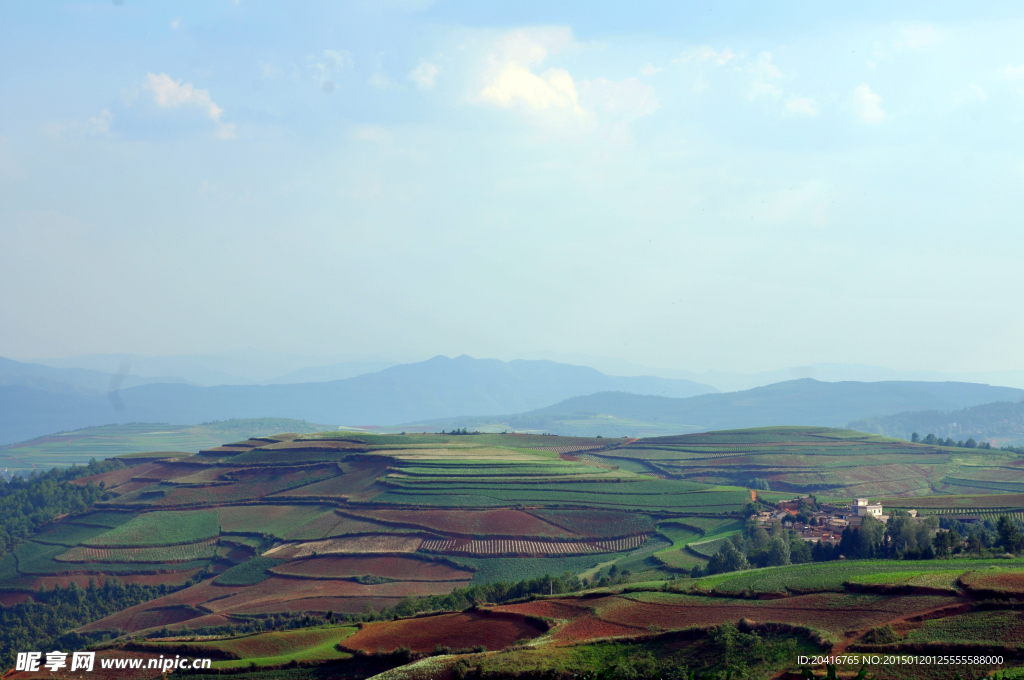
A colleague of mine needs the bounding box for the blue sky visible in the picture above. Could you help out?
[1,1,1023,373]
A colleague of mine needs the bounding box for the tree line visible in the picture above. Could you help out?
[694,511,1024,578]
[0,579,170,668]
[0,459,124,557]
[911,432,992,449]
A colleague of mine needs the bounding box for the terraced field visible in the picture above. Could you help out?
[6,426,1024,680]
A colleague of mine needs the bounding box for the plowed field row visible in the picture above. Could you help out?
[420,535,647,555]
[54,539,218,564]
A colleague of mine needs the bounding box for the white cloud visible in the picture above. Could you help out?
[142,72,235,139]
[170,16,182,30]
[88,109,113,134]
[408,61,439,90]
[480,63,584,115]
[785,97,818,116]
[369,72,394,89]
[896,24,940,50]
[675,46,737,66]
[748,52,782,100]
[476,28,585,116]
[640,63,662,76]
[852,83,885,123]
[581,77,659,119]
[1006,64,1024,81]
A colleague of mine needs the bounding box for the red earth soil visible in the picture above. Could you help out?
[166,614,237,630]
[961,570,1024,594]
[270,555,474,581]
[80,582,248,632]
[20,568,205,591]
[551,614,644,643]
[342,612,543,653]
[202,576,457,615]
[0,592,34,606]
[71,462,162,489]
[496,593,961,645]
[256,440,367,452]
[274,459,392,500]
[341,508,577,538]
[491,599,595,620]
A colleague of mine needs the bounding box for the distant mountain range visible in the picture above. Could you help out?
[849,399,1024,446]
[0,355,717,446]
[410,379,1024,438]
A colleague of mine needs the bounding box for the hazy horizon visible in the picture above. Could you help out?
[3,1,1024,374]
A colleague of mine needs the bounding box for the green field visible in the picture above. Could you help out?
[84,510,219,546]
[692,558,1024,595]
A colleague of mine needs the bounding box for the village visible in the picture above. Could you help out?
[757,496,919,544]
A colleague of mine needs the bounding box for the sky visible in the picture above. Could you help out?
[2,0,1023,374]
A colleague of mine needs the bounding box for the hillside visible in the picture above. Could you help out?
[0,419,333,478]
[3,427,1024,679]
[412,379,1024,437]
[0,356,717,446]
[849,399,1024,447]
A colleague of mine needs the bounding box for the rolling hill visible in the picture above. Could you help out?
[411,379,1024,437]
[849,399,1024,447]
[4,427,1024,679]
[0,355,717,446]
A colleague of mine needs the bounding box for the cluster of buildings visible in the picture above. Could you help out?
[756,497,918,544]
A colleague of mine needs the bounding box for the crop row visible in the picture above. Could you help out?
[84,509,219,547]
[55,539,219,564]
[420,535,647,556]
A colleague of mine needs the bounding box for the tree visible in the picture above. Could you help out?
[857,515,885,558]
[911,432,920,443]
[923,434,937,445]
[706,542,748,575]
[789,534,813,563]
[965,437,977,448]
[996,515,1024,553]
[932,529,960,558]
[764,537,791,566]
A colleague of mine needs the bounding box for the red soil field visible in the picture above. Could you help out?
[81,581,249,632]
[342,508,577,538]
[526,509,654,538]
[0,592,34,605]
[203,576,457,615]
[492,599,594,621]
[550,614,643,643]
[496,593,961,645]
[961,570,1024,595]
[85,605,200,633]
[275,459,391,500]
[21,568,204,591]
[270,555,474,581]
[258,440,368,452]
[71,462,162,489]
[166,614,237,630]
[342,612,543,653]
[286,511,398,540]
[130,462,212,482]
[143,465,340,506]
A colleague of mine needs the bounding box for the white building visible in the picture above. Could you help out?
[854,498,883,518]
